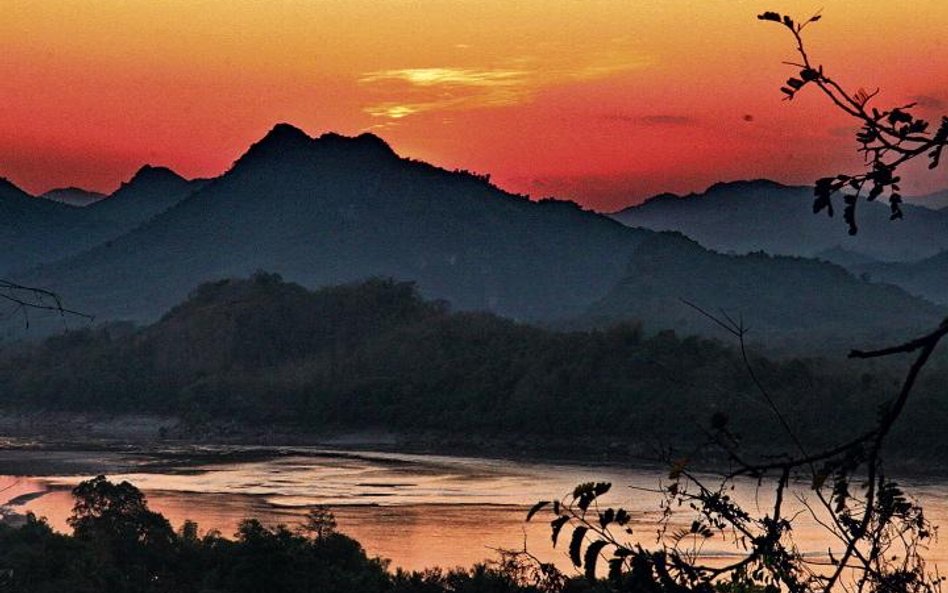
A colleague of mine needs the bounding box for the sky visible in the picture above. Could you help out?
[2,0,947,211]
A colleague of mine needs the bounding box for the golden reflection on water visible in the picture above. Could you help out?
[2,448,948,574]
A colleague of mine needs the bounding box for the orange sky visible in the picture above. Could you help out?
[2,0,947,210]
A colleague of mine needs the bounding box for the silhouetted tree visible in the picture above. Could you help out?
[526,12,948,593]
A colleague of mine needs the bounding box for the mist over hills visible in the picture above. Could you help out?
[611,180,948,263]
[15,124,647,325]
[0,168,204,275]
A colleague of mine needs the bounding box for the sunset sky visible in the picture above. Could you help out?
[2,0,947,211]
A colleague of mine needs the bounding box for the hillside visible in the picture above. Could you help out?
[854,250,948,305]
[15,124,647,326]
[582,232,946,351]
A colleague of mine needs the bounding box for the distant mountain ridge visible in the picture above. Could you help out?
[612,179,948,263]
[40,187,107,207]
[0,167,204,275]
[581,232,944,349]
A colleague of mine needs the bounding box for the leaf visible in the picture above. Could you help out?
[551,516,569,547]
[585,540,609,581]
[527,500,549,522]
[608,558,624,582]
[569,527,588,566]
[599,508,615,529]
[757,12,782,22]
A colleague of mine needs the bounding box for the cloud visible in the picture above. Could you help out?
[360,67,527,88]
[602,113,698,126]
[910,95,946,111]
[359,46,652,119]
[359,67,532,119]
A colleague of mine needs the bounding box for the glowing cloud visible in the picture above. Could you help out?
[359,48,651,119]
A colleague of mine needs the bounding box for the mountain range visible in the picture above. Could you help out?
[3,124,944,347]
[611,180,948,263]
[13,124,646,326]
[0,167,204,276]
[611,180,948,306]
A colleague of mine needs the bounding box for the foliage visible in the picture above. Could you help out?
[758,11,948,235]
[0,476,566,593]
[526,13,948,592]
[3,275,946,459]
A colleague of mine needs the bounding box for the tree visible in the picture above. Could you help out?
[526,12,948,593]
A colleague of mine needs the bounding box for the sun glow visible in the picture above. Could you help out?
[1,0,946,208]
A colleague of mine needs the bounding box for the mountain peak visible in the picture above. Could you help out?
[704,179,792,195]
[41,187,108,207]
[128,165,186,186]
[234,123,315,167]
[260,122,313,146]
[315,131,397,159]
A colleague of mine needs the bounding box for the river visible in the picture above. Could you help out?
[1,442,945,576]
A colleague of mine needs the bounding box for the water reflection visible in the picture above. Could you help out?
[0,445,946,573]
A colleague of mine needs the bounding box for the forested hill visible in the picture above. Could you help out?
[2,274,945,459]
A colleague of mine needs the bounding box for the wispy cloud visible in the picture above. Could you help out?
[602,113,698,126]
[359,67,531,119]
[360,67,527,88]
[910,94,946,111]
[359,46,652,120]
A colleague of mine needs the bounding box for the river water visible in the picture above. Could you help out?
[0,443,946,576]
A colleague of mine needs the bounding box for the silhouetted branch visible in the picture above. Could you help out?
[0,279,92,328]
[759,11,948,235]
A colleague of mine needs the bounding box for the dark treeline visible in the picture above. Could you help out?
[0,476,561,593]
[0,273,944,459]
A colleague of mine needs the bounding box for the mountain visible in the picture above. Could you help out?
[40,187,107,207]
[83,165,208,236]
[582,232,945,350]
[0,177,98,275]
[15,124,649,326]
[904,189,948,210]
[813,245,880,268]
[854,250,948,305]
[0,168,203,276]
[611,180,948,263]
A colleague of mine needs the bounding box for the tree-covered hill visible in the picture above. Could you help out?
[2,274,944,459]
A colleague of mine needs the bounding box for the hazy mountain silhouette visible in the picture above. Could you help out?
[853,250,948,305]
[16,124,648,326]
[905,189,948,210]
[582,232,945,350]
[612,180,948,262]
[84,165,208,235]
[40,187,107,207]
[0,177,99,274]
[0,168,204,275]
